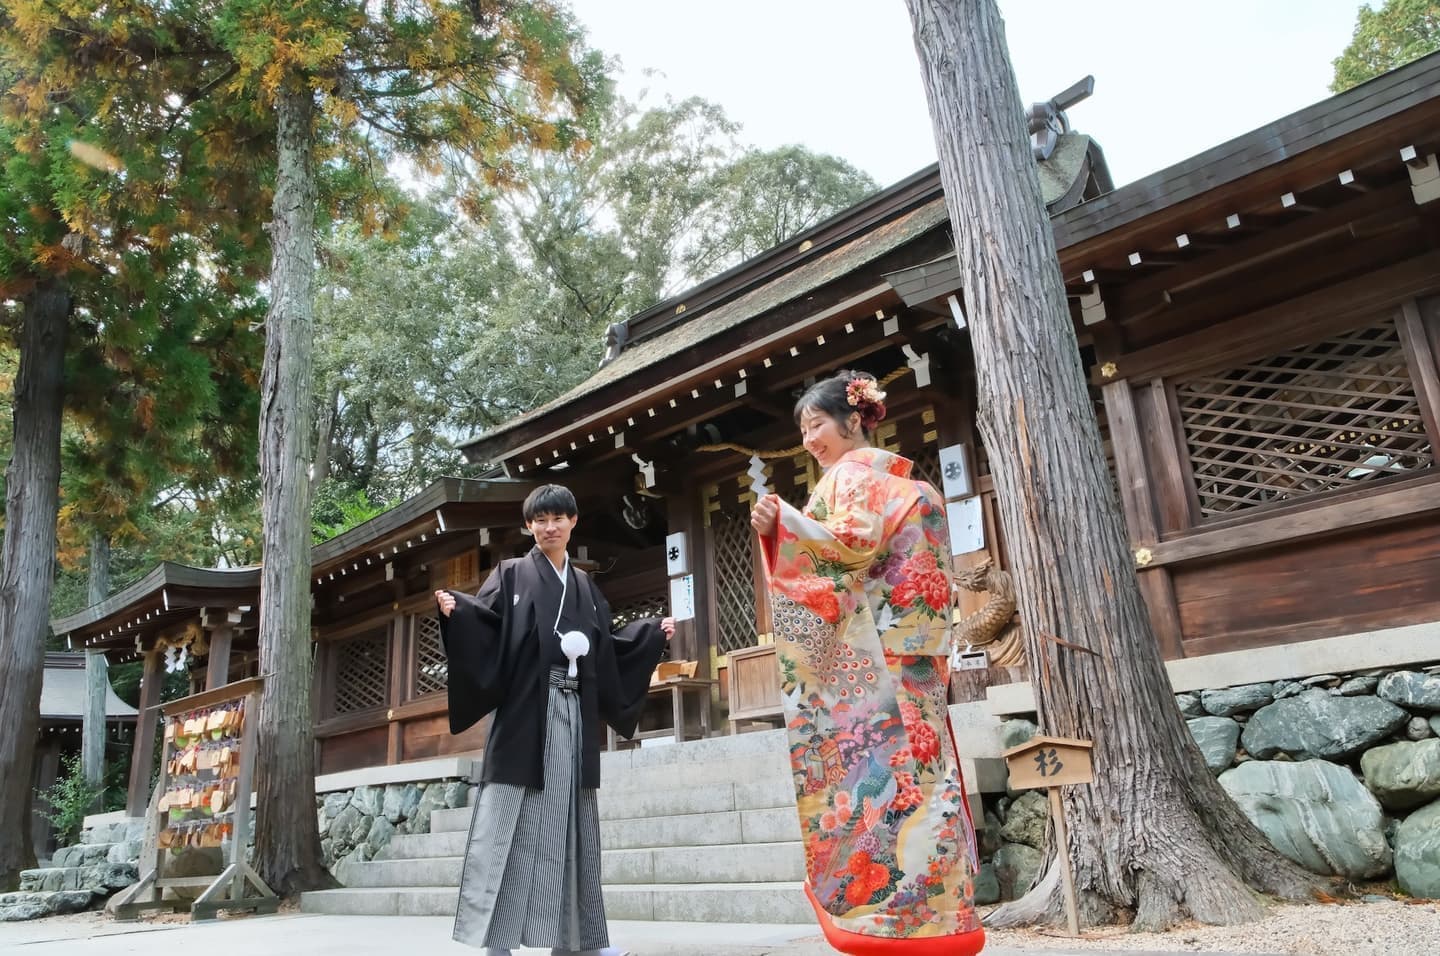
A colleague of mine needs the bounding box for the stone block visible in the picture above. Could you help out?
[1394,797,1440,899]
[1361,739,1440,811]
[1379,671,1440,712]
[1339,676,1380,697]
[999,719,1038,750]
[993,843,1042,901]
[1219,759,1391,880]
[1187,716,1241,774]
[382,784,405,823]
[1242,690,1408,760]
[999,791,1047,849]
[1174,693,1204,717]
[350,785,384,818]
[1201,683,1274,717]
[973,862,1000,905]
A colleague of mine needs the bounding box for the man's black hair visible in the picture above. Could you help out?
[523,484,578,522]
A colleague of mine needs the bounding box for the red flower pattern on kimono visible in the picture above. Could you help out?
[759,447,982,947]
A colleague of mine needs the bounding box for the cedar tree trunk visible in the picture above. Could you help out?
[0,281,69,889]
[903,0,1323,930]
[83,532,112,796]
[252,85,331,896]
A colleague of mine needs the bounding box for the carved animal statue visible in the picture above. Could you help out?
[952,558,1027,668]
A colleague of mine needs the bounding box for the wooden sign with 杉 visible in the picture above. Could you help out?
[1002,735,1094,937]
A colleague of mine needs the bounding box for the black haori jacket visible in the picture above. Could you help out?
[438,547,666,790]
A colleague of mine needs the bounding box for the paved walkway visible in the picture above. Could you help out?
[0,911,1270,956]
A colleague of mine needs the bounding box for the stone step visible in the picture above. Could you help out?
[599,778,794,820]
[0,890,98,922]
[301,881,815,924]
[339,856,463,888]
[436,797,799,844]
[46,843,132,868]
[606,882,813,924]
[428,805,475,834]
[425,775,795,835]
[374,830,468,860]
[301,886,457,918]
[603,841,805,885]
[601,806,799,851]
[347,839,805,889]
[599,755,792,796]
[603,728,789,774]
[17,863,138,894]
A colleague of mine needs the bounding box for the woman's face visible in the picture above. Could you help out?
[800,407,863,470]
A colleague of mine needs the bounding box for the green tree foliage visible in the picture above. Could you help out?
[35,753,104,845]
[312,97,877,499]
[0,0,271,887]
[1331,0,1440,92]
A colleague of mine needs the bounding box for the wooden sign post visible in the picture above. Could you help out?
[112,676,276,921]
[1002,735,1094,937]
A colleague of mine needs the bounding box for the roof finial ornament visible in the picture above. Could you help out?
[1028,76,1095,162]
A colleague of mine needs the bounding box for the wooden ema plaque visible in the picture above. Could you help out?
[1002,735,1094,937]
[112,676,277,921]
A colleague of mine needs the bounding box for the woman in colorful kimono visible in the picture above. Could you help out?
[435,484,673,956]
[751,371,985,956]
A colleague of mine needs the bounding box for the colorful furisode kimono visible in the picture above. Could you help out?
[760,447,984,956]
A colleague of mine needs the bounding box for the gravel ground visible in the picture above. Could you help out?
[980,899,1440,955]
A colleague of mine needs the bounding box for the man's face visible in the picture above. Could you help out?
[527,511,577,552]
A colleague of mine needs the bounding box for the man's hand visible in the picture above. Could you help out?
[434,589,456,618]
[660,617,676,641]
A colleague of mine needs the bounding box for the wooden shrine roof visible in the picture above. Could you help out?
[460,132,1105,467]
[52,476,538,654]
[39,653,139,722]
[460,52,1440,476]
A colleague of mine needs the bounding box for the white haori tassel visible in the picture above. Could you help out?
[559,630,590,678]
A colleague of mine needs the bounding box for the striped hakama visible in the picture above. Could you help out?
[454,668,608,953]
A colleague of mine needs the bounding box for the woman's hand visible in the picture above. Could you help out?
[660,616,676,641]
[434,589,456,618]
[750,493,780,537]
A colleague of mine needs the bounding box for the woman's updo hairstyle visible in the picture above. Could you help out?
[793,369,888,437]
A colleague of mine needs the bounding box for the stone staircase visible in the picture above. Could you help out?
[1,818,144,921]
[301,729,815,924]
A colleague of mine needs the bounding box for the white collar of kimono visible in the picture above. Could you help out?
[547,553,591,674]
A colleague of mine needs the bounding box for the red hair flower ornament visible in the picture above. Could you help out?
[845,377,887,429]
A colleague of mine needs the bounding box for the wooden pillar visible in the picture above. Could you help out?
[205,625,234,691]
[387,584,406,764]
[1105,378,1186,660]
[82,650,108,797]
[126,647,164,816]
[663,486,712,675]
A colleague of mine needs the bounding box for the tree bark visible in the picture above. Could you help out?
[904,0,1323,930]
[252,84,332,896]
[0,281,69,889]
[83,533,111,798]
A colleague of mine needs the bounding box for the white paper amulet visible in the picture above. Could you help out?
[559,630,590,678]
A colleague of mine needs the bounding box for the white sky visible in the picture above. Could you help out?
[566,0,1368,190]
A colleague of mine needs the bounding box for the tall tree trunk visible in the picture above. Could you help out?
[904,0,1322,930]
[0,281,69,889]
[83,533,111,797]
[252,85,331,896]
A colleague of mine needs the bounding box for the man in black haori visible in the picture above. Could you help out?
[435,484,672,956]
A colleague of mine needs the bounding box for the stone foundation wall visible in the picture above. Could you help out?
[315,778,472,871]
[977,663,1440,902]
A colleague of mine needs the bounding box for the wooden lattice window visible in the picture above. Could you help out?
[332,629,390,715]
[610,591,668,630]
[712,509,759,655]
[1175,321,1433,518]
[412,615,447,698]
